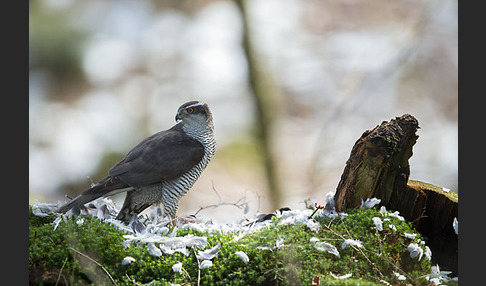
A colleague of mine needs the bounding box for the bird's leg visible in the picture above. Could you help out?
[164,209,178,226]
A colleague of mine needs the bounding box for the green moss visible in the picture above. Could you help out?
[408,179,458,202]
[29,206,456,285]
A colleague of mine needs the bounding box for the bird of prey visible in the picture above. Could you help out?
[58,101,216,222]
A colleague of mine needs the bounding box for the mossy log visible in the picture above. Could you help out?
[333,114,458,275]
[29,206,436,285]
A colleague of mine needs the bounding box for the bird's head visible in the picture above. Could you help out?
[175,101,213,128]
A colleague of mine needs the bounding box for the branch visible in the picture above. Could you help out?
[70,247,116,285]
[192,247,201,286]
[192,183,248,216]
[55,257,68,286]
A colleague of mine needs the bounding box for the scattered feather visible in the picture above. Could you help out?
[404,232,417,239]
[330,272,352,279]
[453,217,458,235]
[243,202,250,215]
[378,279,392,286]
[305,219,321,232]
[309,237,320,243]
[323,192,335,215]
[52,216,63,231]
[425,264,452,284]
[407,243,423,261]
[257,246,273,251]
[121,256,135,265]
[186,235,208,248]
[196,243,221,260]
[32,202,58,217]
[393,271,406,281]
[360,198,381,209]
[177,248,191,257]
[172,262,183,273]
[424,246,432,261]
[147,242,162,257]
[388,211,404,221]
[199,260,213,269]
[96,204,110,219]
[159,245,175,255]
[181,223,206,232]
[341,239,363,249]
[379,206,387,216]
[235,251,249,263]
[314,242,340,258]
[130,219,146,234]
[372,217,383,231]
[149,207,163,223]
[232,231,248,243]
[76,218,84,226]
[252,213,272,223]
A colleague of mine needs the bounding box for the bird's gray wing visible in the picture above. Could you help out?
[108,128,205,187]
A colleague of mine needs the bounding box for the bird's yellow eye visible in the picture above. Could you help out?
[186,107,194,113]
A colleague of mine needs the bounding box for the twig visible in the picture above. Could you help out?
[193,184,248,216]
[411,207,428,224]
[193,201,246,216]
[55,257,68,286]
[308,203,325,219]
[253,190,261,213]
[69,247,116,285]
[339,214,354,240]
[125,273,141,285]
[327,217,336,229]
[320,219,347,241]
[181,267,192,283]
[211,180,222,202]
[192,247,201,286]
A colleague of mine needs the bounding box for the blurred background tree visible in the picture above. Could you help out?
[29,0,457,224]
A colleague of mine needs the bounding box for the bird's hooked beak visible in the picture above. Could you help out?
[175,111,183,122]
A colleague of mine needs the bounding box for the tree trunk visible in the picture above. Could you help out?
[333,114,458,275]
[235,0,283,209]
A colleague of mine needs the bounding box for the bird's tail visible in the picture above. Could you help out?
[57,175,131,214]
[57,192,105,214]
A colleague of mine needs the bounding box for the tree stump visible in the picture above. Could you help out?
[333,114,458,275]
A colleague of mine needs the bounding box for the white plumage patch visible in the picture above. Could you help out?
[185,101,206,109]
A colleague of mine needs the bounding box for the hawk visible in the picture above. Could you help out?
[58,101,216,222]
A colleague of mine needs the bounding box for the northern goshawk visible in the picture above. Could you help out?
[58,101,216,222]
